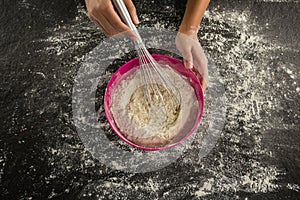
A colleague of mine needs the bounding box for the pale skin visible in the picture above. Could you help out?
[85,0,210,91]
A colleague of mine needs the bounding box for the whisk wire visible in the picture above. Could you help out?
[136,45,181,110]
[113,0,181,120]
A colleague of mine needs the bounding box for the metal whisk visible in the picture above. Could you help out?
[113,0,181,117]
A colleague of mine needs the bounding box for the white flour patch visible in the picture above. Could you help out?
[287,183,300,192]
[192,6,298,197]
[34,6,102,58]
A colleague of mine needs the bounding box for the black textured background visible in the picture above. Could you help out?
[0,0,299,199]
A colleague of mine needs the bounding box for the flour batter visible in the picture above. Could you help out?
[111,65,198,148]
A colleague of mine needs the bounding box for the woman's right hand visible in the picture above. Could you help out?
[85,0,139,37]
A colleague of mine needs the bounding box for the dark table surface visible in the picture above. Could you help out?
[1,0,299,199]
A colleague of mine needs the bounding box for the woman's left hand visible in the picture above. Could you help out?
[175,31,208,91]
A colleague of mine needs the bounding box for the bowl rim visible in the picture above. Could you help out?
[104,54,204,151]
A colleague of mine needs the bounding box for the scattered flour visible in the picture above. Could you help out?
[28,2,299,198]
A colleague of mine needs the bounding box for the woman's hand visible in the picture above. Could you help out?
[175,31,208,91]
[85,0,139,37]
[177,0,210,91]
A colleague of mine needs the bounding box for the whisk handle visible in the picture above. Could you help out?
[112,0,142,43]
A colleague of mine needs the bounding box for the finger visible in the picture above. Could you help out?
[102,4,137,39]
[90,15,110,36]
[175,33,193,69]
[89,1,125,37]
[124,0,139,24]
[198,73,208,92]
[192,68,207,92]
[194,63,208,91]
[193,56,208,91]
[92,12,119,37]
[201,78,208,92]
[184,60,192,69]
[191,46,208,81]
[102,2,130,32]
[98,1,138,40]
[182,49,193,69]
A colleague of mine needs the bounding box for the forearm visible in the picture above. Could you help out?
[179,0,210,35]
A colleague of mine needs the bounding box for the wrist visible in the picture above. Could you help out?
[178,24,199,40]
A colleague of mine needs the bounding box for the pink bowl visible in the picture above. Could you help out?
[104,54,204,151]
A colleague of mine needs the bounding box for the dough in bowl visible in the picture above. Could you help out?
[111,65,198,148]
